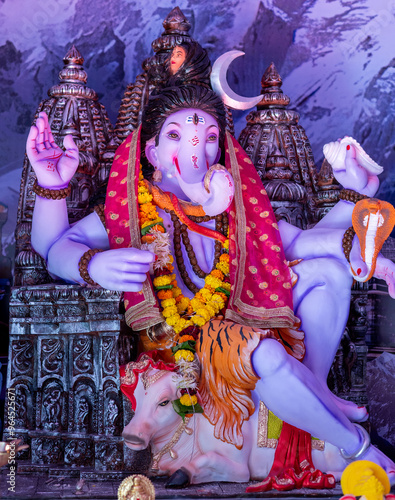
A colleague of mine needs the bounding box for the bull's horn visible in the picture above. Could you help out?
[211,50,263,110]
[351,198,395,282]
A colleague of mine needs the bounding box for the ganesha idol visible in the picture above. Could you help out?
[27,47,395,491]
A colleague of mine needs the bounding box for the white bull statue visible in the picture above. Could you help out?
[121,351,355,489]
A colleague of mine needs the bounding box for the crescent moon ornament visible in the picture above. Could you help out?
[211,50,263,110]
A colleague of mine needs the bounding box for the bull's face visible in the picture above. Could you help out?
[122,369,180,450]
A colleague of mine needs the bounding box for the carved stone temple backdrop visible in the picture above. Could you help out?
[0,0,394,475]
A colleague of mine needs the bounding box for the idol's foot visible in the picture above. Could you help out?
[330,393,369,422]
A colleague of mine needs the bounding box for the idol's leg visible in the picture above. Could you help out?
[252,339,395,481]
[292,257,368,421]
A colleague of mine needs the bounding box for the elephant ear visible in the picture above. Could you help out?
[351,198,395,282]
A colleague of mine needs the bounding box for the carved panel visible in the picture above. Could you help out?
[41,338,64,377]
[102,336,117,377]
[64,439,94,467]
[31,438,63,465]
[73,337,94,375]
[11,339,34,378]
[95,441,123,471]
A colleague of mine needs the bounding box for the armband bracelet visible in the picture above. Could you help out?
[339,189,368,204]
[33,180,71,200]
[78,248,104,286]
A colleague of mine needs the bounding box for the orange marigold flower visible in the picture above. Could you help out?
[211,269,224,280]
[220,254,230,262]
[157,289,173,300]
[179,335,195,343]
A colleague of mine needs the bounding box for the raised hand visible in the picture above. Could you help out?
[88,247,155,291]
[323,137,381,197]
[26,112,79,189]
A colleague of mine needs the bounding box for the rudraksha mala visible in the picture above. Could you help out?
[33,180,71,200]
[339,189,368,204]
[78,248,104,286]
[169,210,228,294]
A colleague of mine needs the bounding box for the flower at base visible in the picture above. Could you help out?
[162,298,176,308]
[179,393,198,406]
[162,305,178,318]
[166,314,181,326]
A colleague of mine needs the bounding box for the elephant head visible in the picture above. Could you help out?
[145,107,234,216]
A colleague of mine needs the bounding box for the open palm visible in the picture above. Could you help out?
[26,112,79,189]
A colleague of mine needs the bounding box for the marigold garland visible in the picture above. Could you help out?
[138,167,230,418]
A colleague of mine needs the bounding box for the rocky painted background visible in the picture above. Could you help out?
[0,0,394,263]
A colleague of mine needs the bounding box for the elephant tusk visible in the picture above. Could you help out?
[211,51,263,110]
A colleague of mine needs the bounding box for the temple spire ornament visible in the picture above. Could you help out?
[238,62,336,228]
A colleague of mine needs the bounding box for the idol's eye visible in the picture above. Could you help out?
[207,133,218,142]
[167,131,180,140]
[159,400,170,407]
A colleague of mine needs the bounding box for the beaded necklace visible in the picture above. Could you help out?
[138,167,230,418]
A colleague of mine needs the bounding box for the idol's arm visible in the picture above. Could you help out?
[46,212,154,291]
[28,112,79,260]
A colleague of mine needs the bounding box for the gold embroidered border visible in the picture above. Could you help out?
[257,401,325,451]
[257,401,277,449]
[125,127,164,330]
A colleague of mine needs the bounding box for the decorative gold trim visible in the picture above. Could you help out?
[141,369,168,390]
[125,127,164,330]
[257,401,277,449]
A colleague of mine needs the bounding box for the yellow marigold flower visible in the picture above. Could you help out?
[205,275,223,289]
[179,394,198,406]
[200,288,212,301]
[187,304,194,315]
[174,350,195,363]
[211,269,224,280]
[220,254,230,262]
[153,275,172,287]
[173,318,191,334]
[172,287,182,298]
[177,297,190,313]
[195,308,211,322]
[223,239,229,250]
[205,304,216,317]
[221,282,231,291]
[191,315,207,327]
[162,298,176,308]
[138,192,153,204]
[191,297,205,311]
[216,261,230,275]
[212,293,226,307]
[162,305,178,318]
[138,185,148,193]
[205,285,215,294]
[166,314,181,326]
